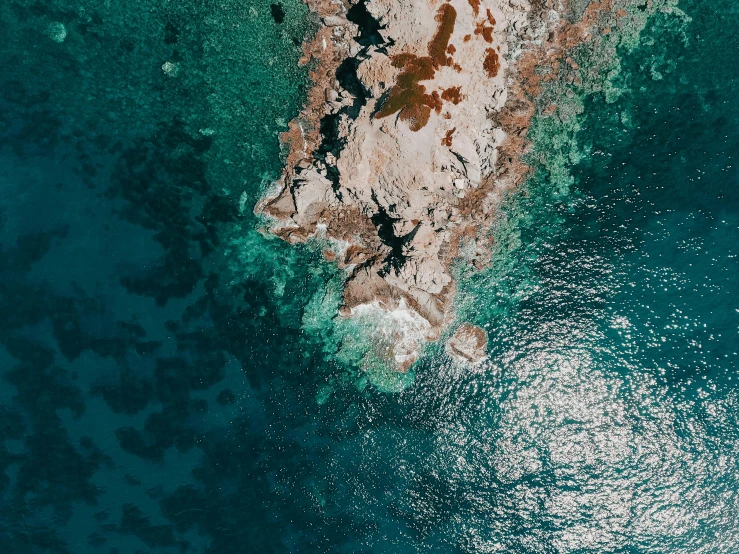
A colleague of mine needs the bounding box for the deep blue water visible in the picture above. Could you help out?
[0,0,737,553]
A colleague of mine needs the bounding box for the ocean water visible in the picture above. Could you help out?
[0,0,737,553]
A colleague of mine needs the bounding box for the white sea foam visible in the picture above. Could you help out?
[349,299,432,369]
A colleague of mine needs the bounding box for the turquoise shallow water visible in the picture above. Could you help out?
[0,0,737,552]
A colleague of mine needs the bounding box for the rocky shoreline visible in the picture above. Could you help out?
[257,0,645,370]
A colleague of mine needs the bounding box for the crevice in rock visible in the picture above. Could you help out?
[371,193,420,277]
[310,0,388,199]
[346,0,385,46]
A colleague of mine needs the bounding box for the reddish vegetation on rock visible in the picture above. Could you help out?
[374,4,457,130]
[475,20,494,43]
[441,86,463,104]
[374,55,435,130]
[428,4,457,67]
[467,0,480,16]
[483,48,499,77]
[441,127,456,146]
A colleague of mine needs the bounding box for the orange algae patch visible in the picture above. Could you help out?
[447,44,456,54]
[441,127,456,147]
[474,21,494,43]
[374,4,457,131]
[483,48,499,77]
[374,55,436,130]
[398,103,432,131]
[486,9,496,25]
[429,90,443,113]
[441,86,463,104]
[428,4,457,68]
[467,0,480,16]
[463,34,471,42]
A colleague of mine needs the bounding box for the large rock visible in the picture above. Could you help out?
[256,0,623,370]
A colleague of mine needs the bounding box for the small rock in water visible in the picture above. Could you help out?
[446,324,488,365]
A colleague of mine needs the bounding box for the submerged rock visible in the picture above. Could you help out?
[47,22,67,43]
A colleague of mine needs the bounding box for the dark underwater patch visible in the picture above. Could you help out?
[270,3,285,24]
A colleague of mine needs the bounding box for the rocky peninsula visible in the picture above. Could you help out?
[257,0,637,370]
